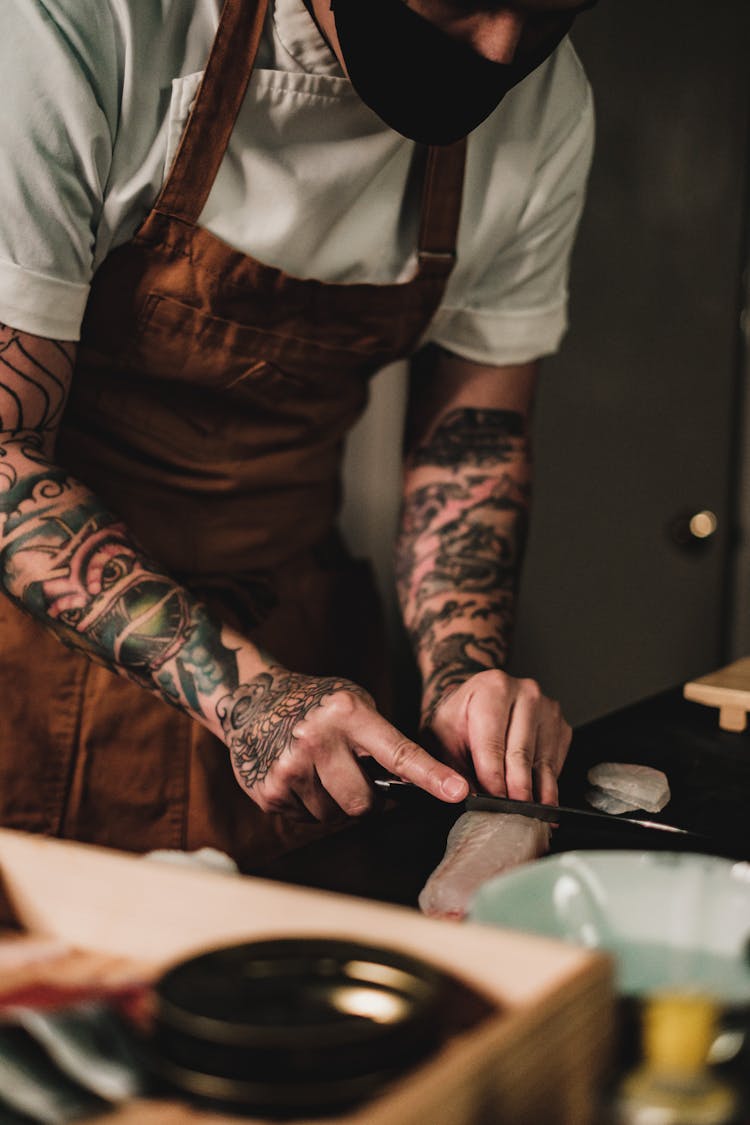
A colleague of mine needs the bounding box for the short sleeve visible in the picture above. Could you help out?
[0,1,117,341]
[424,43,595,366]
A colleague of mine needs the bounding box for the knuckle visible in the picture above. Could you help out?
[520,677,542,701]
[480,668,509,693]
[535,761,557,779]
[259,778,290,808]
[390,737,419,776]
[290,721,314,746]
[273,756,303,785]
[508,774,533,799]
[325,689,361,722]
[477,763,505,792]
[507,744,534,765]
[482,735,506,755]
[292,728,324,759]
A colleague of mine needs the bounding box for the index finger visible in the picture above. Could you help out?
[360,711,468,803]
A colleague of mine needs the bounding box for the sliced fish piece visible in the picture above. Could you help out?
[585,786,641,815]
[418,811,550,920]
[586,762,671,813]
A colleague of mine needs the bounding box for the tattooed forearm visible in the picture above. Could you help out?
[0,322,253,736]
[408,596,516,650]
[396,407,531,716]
[220,671,371,791]
[408,408,525,470]
[0,450,241,712]
[396,475,528,607]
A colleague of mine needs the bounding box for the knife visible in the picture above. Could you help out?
[464,793,705,837]
[371,777,705,839]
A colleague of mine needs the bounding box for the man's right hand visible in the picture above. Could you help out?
[220,666,469,821]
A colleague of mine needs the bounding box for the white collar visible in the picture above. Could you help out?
[271,0,346,77]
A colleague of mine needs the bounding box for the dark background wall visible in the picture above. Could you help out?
[510,0,750,720]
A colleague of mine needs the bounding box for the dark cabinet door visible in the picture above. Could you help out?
[511,1,750,721]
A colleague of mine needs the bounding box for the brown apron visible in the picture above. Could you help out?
[0,0,466,870]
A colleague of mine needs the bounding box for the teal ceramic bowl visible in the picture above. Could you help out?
[468,851,750,1000]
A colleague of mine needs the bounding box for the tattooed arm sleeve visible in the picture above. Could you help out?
[395,348,537,722]
[0,325,471,815]
[0,323,268,738]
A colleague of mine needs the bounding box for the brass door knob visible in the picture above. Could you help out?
[670,509,719,548]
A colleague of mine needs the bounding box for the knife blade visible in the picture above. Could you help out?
[371,777,704,839]
[464,793,703,837]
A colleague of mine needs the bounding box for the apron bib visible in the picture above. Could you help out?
[0,0,466,869]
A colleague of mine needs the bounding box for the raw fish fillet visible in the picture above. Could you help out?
[586,762,670,813]
[418,812,550,920]
[585,786,641,815]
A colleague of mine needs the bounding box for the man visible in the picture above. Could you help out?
[0,0,594,867]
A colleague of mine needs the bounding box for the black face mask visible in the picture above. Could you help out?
[329,0,576,146]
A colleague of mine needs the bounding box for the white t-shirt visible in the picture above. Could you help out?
[0,0,594,364]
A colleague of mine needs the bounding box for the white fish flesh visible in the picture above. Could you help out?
[418,811,551,920]
[586,762,671,814]
[585,786,641,815]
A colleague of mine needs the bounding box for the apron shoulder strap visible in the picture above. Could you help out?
[155,0,467,273]
[417,139,467,278]
[154,0,269,225]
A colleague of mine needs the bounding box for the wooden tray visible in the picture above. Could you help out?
[684,657,750,732]
[0,829,614,1125]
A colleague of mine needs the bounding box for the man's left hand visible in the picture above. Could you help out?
[421,669,572,804]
